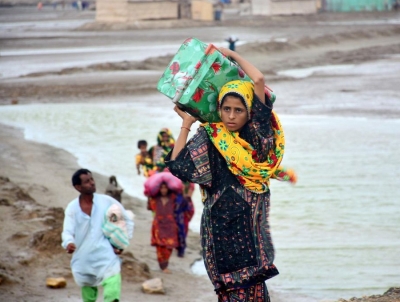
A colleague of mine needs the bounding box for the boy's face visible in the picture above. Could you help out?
[139,145,147,153]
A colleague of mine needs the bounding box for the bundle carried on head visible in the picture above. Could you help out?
[157,37,267,123]
[144,171,183,198]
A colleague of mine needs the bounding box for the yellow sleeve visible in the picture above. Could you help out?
[135,154,142,165]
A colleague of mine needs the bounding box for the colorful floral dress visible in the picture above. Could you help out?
[166,97,281,297]
[148,193,188,269]
[148,194,180,249]
[135,152,154,177]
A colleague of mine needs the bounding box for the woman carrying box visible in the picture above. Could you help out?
[165,47,296,301]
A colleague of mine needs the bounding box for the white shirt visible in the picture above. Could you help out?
[61,193,134,287]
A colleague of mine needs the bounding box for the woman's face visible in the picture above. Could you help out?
[220,95,248,132]
[161,133,170,144]
[159,184,169,196]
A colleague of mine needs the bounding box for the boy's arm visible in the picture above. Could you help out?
[135,154,141,175]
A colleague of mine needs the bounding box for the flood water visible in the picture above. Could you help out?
[1,59,399,301]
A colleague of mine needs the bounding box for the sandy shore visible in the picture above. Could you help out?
[1,6,400,302]
[0,123,219,302]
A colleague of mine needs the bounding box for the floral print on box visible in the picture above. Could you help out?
[157,37,252,123]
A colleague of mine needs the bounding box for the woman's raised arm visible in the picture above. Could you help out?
[218,47,265,104]
[170,106,197,160]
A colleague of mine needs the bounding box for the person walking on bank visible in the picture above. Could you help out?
[176,181,195,257]
[135,140,154,177]
[165,47,296,301]
[147,182,187,273]
[149,128,175,173]
[62,169,134,302]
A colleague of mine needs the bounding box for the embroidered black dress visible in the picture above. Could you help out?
[165,97,279,295]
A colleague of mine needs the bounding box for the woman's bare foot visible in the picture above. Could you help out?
[162,268,172,274]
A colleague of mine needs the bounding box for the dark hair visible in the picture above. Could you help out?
[158,182,171,196]
[137,140,147,148]
[72,168,91,186]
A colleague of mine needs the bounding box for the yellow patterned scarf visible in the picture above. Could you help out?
[202,111,285,193]
[217,80,254,119]
[202,80,286,193]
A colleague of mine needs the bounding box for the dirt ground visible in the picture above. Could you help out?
[0,6,400,302]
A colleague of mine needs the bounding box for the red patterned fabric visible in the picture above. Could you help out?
[148,195,179,249]
[156,246,173,270]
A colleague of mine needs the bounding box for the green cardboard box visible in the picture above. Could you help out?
[157,37,252,123]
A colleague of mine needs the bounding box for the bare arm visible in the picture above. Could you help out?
[170,106,197,160]
[135,154,141,175]
[218,47,265,104]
